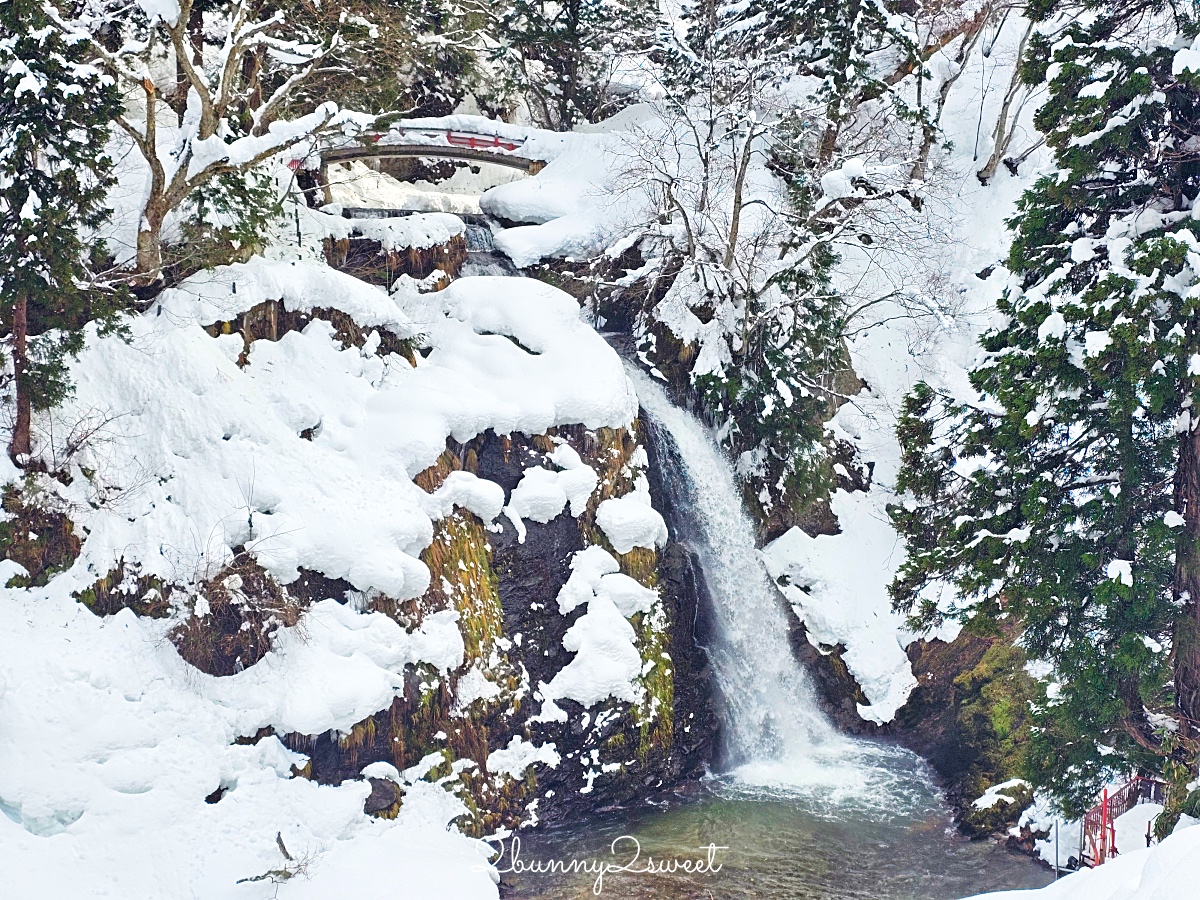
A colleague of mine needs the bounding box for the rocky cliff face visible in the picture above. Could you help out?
[3,246,722,860]
[275,423,717,834]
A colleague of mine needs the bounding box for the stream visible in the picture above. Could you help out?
[456,220,1053,899]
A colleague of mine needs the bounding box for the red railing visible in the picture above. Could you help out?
[444,131,523,152]
[1081,776,1167,867]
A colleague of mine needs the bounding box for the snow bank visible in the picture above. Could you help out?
[300,204,466,252]
[202,601,464,736]
[0,584,498,899]
[156,255,414,331]
[326,159,522,215]
[473,110,657,267]
[965,817,1200,900]
[762,496,918,723]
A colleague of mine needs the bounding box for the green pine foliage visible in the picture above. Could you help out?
[496,0,658,127]
[281,0,484,119]
[0,0,126,458]
[889,0,1200,813]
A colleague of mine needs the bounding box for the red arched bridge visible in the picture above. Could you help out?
[318,128,546,175]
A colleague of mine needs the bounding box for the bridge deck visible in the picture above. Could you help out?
[322,143,545,174]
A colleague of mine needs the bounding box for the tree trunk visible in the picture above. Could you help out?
[1173,416,1200,737]
[724,128,754,270]
[977,22,1034,185]
[136,201,167,283]
[9,290,31,464]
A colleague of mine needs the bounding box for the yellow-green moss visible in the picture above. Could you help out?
[421,512,505,663]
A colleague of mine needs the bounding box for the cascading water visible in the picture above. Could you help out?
[461,221,518,276]
[629,365,898,799]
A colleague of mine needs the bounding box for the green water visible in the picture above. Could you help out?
[498,745,1054,899]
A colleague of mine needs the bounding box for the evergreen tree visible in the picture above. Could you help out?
[496,0,657,127]
[646,0,925,522]
[0,0,124,464]
[889,0,1200,812]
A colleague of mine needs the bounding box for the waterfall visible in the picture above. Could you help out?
[461,222,519,277]
[630,366,875,794]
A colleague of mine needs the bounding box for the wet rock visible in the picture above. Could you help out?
[962,781,1035,838]
[890,628,1036,823]
[284,426,720,833]
[364,778,403,819]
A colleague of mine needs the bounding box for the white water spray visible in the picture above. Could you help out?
[630,367,897,796]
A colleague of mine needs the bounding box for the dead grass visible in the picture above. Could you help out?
[170,555,304,676]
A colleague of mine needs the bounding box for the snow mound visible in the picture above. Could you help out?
[156,255,413,331]
[475,115,656,268]
[504,444,599,541]
[486,736,561,780]
[595,477,668,554]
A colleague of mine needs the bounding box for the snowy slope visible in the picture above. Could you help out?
[761,16,1049,721]
[0,256,646,897]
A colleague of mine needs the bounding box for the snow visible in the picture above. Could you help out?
[476,109,659,267]
[155,255,414,331]
[762,495,919,724]
[1106,559,1134,587]
[1173,35,1200,76]
[300,204,467,252]
[205,601,464,736]
[486,736,561,780]
[503,444,599,541]
[594,476,668,554]
[326,159,524,215]
[0,583,498,899]
[1039,311,1067,342]
[1018,794,1081,869]
[427,471,506,524]
[973,778,1031,810]
[44,264,637,604]
[533,546,658,721]
[965,808,1200,900]
[1085,330,1113,357]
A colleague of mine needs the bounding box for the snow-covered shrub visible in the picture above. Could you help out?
[0,483,81,588]
[170,555,305,677]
